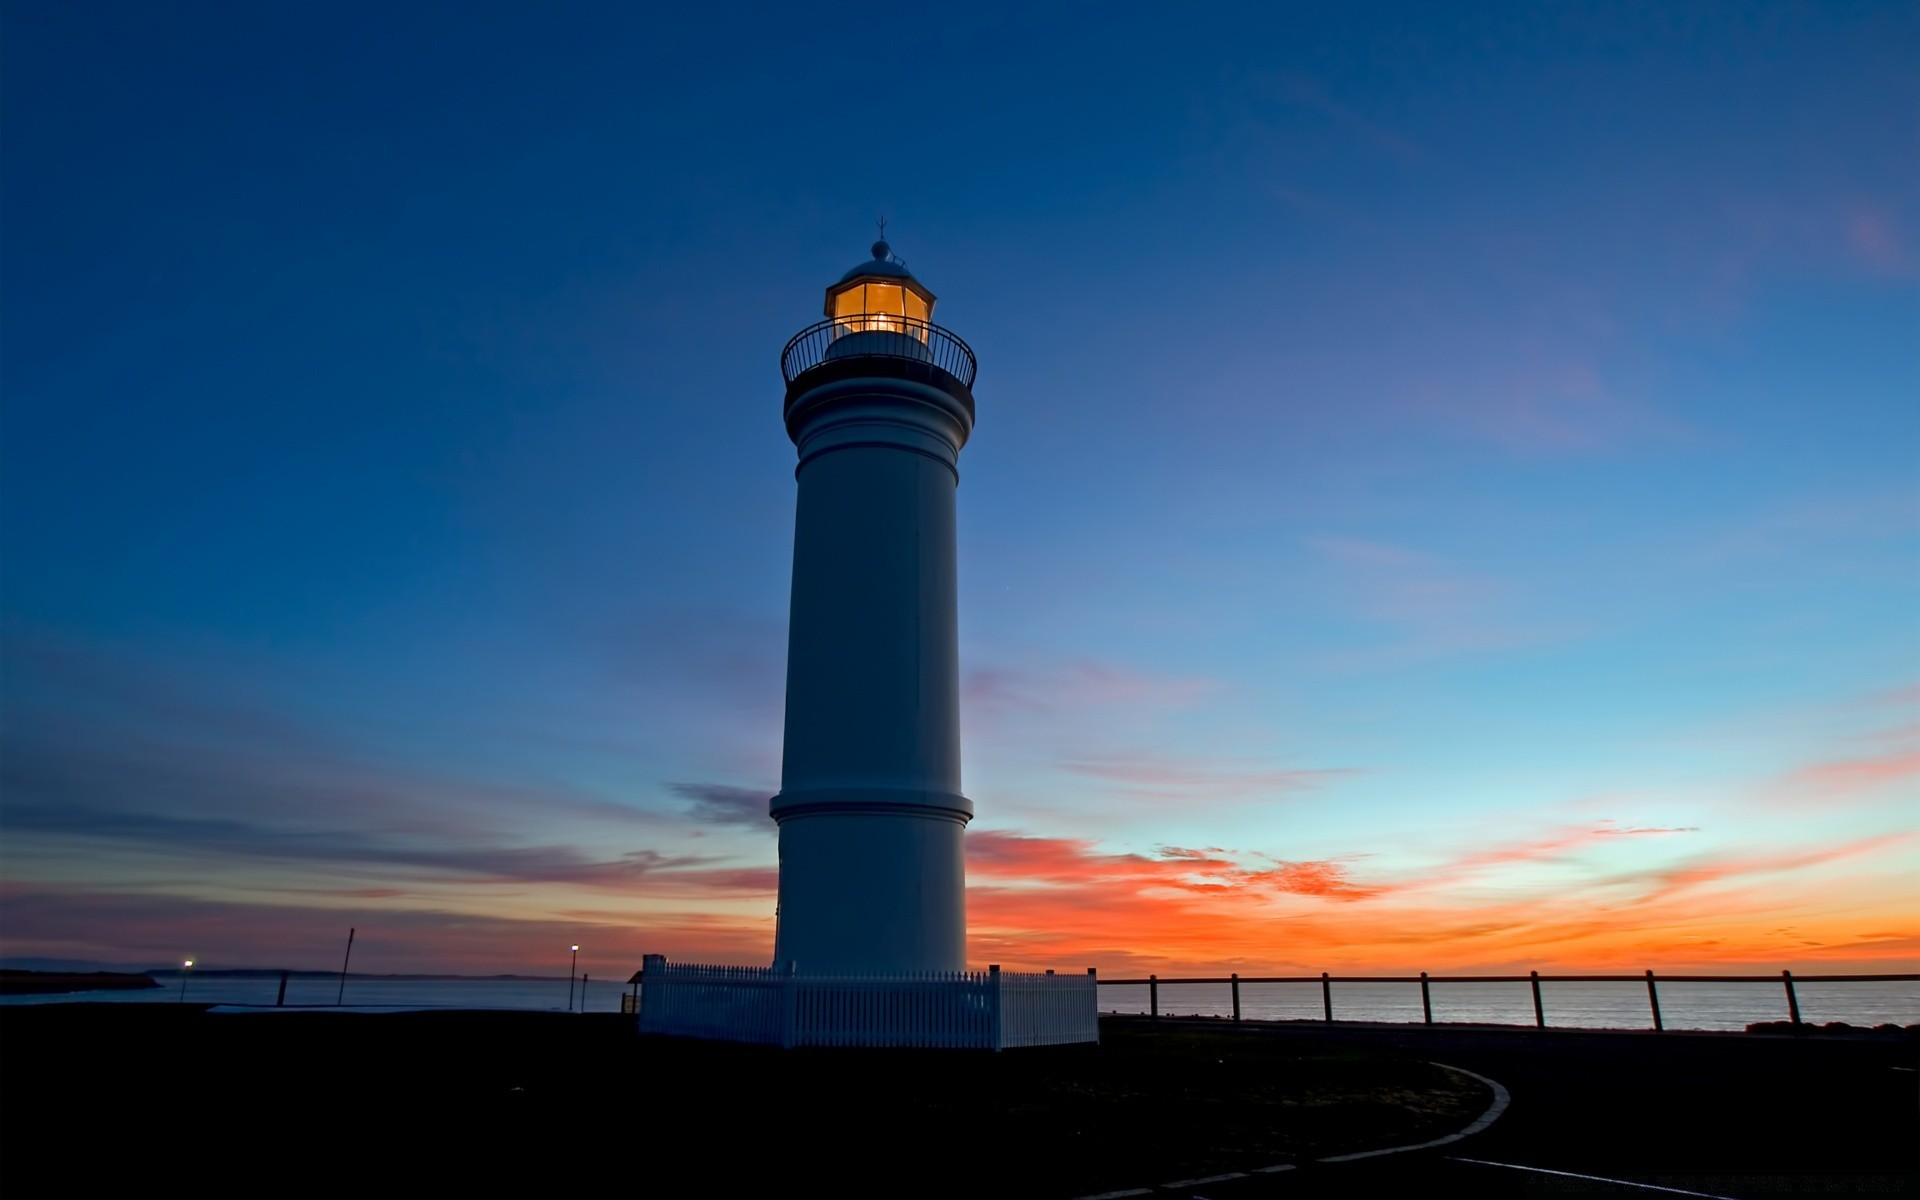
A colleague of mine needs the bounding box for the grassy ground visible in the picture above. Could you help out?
[0,1006,1487,1195]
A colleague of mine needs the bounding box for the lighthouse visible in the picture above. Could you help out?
[632,243,1094,1047]
[770,240,977,975]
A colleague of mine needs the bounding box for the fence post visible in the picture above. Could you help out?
[1645,970,1663,1032]
[1530,970,1545,1028]
[989,964,1004,1051]
[1781,969,1802,1030]
[1149,973,1159,1020]
[638,953,666,1031]
[780,959,798,1049]
[1231,973,1241,1022]
[1321,972,1332,1022]
[1420,971,1432,1025]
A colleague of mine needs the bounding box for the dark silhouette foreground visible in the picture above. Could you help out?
[3,1006,1475,1194]
[2,1007,1912,1196]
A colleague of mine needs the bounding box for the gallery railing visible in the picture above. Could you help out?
[1099,970,1919,1032]
[780,316,978,387]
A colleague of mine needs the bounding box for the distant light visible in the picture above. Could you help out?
[183,959,194,968]
[571,945,579,951]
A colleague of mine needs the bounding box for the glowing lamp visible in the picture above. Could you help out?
[825,240,935,341]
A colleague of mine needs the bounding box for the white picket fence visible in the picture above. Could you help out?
[634,956,1099,1049]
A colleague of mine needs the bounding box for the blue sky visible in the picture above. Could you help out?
[2,2,1914,976]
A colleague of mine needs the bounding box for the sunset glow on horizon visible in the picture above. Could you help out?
[3,5,1914,981]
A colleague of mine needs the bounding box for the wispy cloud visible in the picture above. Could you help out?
[1783,750,1920,797]
[1058,753,1355,801]
[0,799,779,894]
[1691,487,1920,563]
[1845,204,1913,275]
[1258,71,1422,165]
[0,884,775,976]
[1597,834,1913,910]
[1859,684,1920,710]
[1435,822,1700,881]
[0,632,779,946]
[1400,354,1687,456]
[1302,535,1582,668]
[669,782,772,829]
[962,660,1217,721]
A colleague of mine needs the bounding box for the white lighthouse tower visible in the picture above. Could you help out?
[633,243,1096,1047]
[770,240,976,975]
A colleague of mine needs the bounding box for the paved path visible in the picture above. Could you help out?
[1097,1018,1917,1198]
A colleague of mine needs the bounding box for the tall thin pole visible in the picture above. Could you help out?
[177,959,194,1003]
[336,927,356,1006]
[567,945,579,1012]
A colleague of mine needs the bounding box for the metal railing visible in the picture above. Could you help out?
[1103,970,1918,1032]
[780,316,977,387]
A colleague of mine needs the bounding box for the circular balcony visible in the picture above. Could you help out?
[781,316,977,389]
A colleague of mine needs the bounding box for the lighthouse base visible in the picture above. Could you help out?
[634,955,1099,1049]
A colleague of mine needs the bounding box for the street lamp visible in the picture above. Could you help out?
[567,945,580,1012]
[177,959,194,1004]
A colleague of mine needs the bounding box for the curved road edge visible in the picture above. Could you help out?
[1316,1063,1512,1163]
[1070,1061,1514,1198]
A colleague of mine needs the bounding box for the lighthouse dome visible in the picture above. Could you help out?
[837,240,918,284]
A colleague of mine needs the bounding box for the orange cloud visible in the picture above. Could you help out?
[960,826,1915,976]
[1786,749,1920,795]
[1248,860,1384,901]
[8,822,1911,979]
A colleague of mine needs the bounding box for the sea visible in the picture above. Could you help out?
[0,975,633,1014]
[4,973,1916,1031]
[1101,978,1920,1032]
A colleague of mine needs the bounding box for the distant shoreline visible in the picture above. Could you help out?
[138,969,573,982]
[0,970,160,996]
[0,967,579,994]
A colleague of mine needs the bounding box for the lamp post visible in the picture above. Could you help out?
[177,959,194,1003]
[567,945,580,1012]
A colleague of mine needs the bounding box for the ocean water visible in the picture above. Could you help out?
[0,975,631,1013]
[7,974,1915,1031]
[1099,979,1920,1032]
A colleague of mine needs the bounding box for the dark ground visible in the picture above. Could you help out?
[1138,1016,1918,1198]
[0,1007,1912,1197]
[1,1005,1478,1195]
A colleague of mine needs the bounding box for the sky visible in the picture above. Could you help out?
[2,2,1915,980]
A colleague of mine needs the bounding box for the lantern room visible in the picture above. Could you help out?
[826,240,935,339]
